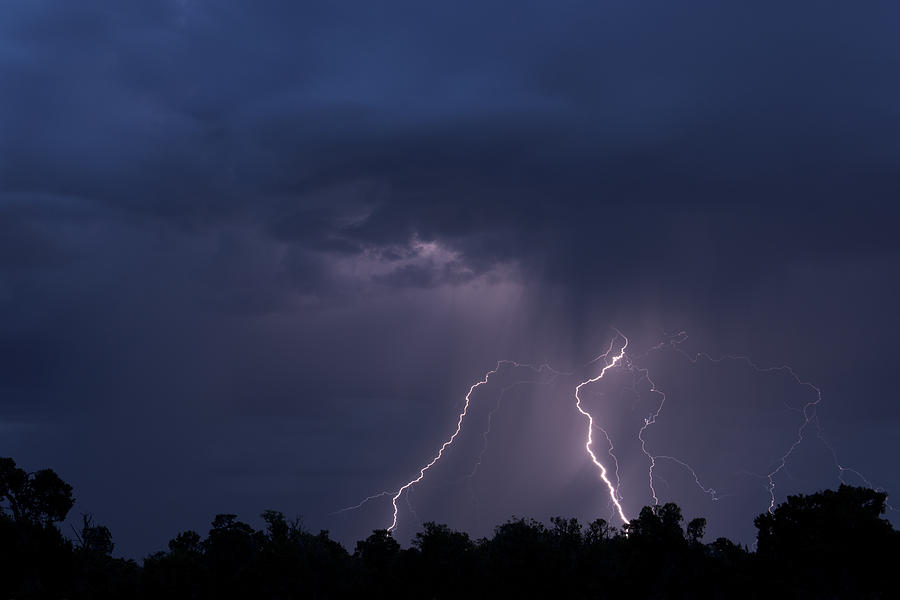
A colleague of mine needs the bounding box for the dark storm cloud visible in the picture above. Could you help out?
[2,0,900,556]
[5,1,899,252]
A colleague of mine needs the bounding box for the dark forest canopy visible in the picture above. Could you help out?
[1,456,898,599]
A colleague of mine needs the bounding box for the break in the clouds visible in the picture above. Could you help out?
[1,0,899,557]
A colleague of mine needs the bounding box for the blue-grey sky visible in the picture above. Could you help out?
[2,0,899,557]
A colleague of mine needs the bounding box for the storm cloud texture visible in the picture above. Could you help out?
[2,1,899,557]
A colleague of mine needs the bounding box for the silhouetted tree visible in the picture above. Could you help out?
[0,457,76,598]
[585,517,616,545]
[687,516,707,544]
[204,514,263,598]
[754,484,899,598]
[75,513,114,556]
[143,529,207,600]
[625,502,686,545]
[354,528,403,596]
[70,514,139,599]
[0,457,74,525]
[3,454,899,599]
[409,521,475,597]
[482,517,556,595]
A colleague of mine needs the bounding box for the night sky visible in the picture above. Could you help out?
[2,1,900,558]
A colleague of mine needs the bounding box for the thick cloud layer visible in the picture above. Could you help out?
[2,1,899,556]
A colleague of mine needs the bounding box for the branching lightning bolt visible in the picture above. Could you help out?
[574,331,630,524]
[633,365,664,506]
[335,328,891,536]
[337,360,566,533]
[625,355,719,506]
[662,331,888,514]
[379,362,506,532]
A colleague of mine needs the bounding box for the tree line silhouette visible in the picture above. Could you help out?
[1,456,897,598]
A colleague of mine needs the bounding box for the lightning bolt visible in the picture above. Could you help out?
[814,417,897,513]
[330,491,393,515]
[335,328,890,536]
[633,364,665,506]
[337,360,564,534]
[390,360,575,533]
[653,455,719,501]
[663,332,886,514]
[378,363,504,532]
[574,331,630,524]
[624,353,719,506]
[592,329,871,516]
